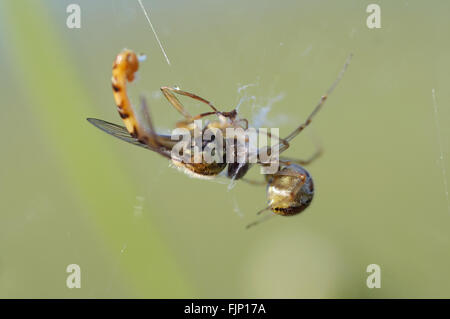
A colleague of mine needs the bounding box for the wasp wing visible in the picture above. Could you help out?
[87,118,172,158]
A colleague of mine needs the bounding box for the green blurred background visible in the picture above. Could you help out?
[1,0,449,298]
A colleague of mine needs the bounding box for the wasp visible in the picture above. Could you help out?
[87,49,351,227]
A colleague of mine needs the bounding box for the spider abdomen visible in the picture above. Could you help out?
[267,164,314,216]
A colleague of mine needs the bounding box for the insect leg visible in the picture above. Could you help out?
[112,50,141,137]
[273,54,352,155]
[279,147,323,166]
[246,208,276,229]
[137,96,175,159]
[161,86,219,115]
[240,177,266,186]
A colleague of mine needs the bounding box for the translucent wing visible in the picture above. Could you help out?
[87,118,172,158]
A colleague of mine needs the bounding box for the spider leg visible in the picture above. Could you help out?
[279,147,323,166]
[236,118,249,130]
[258,129,290,152]
[240,177,266,186]
[275,54,352,155]
[247,130,289,169]
[246,207,276,229]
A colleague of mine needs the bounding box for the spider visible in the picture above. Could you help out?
[87,49,352,227]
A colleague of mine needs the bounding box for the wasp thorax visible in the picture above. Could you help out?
[267,164,314,216]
